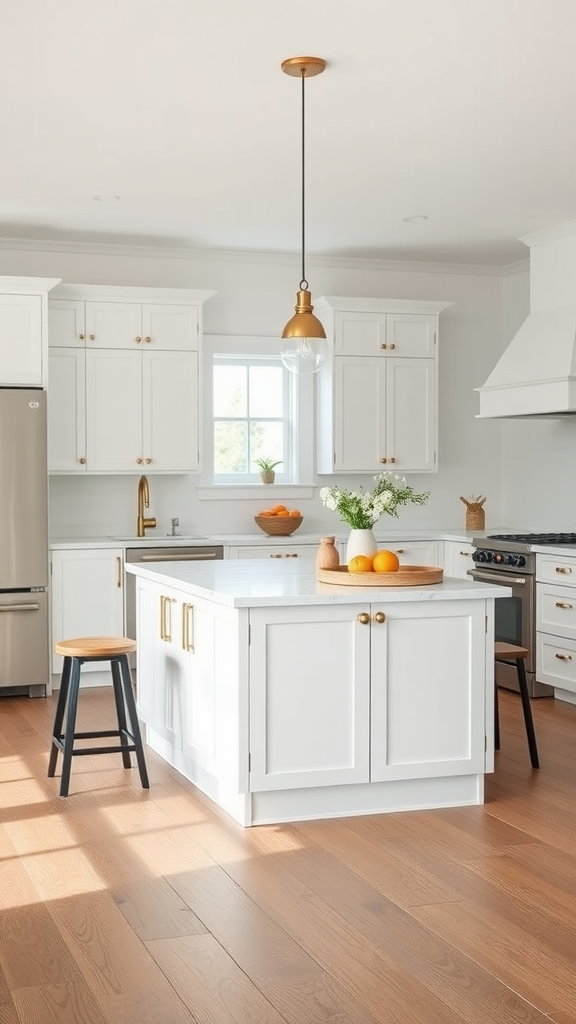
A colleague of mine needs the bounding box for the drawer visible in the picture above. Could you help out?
[537,553,576,585]
[537,582,576,640]
[376,539,440,566]
[536,631,576,693]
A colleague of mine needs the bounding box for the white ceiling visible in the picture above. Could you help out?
[2,0,576,267]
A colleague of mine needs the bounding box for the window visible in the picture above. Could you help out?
[213,356,290,482]
[202,336,314,489]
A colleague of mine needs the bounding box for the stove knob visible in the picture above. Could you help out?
[474,549,487,562]
[494,553,503,563]
[516,554,526,568]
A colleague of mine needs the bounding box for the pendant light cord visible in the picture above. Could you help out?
[300,68,308,291]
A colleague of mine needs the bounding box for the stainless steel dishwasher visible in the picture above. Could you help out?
[125,545,224,655]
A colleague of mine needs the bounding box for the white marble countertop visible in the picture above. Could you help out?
[49,527,517,550]
[125,558,511,608]
[532,544,576,556]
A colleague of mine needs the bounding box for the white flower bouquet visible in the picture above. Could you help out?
[320,473,430,530]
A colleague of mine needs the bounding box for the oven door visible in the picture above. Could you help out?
[469,566,551,698]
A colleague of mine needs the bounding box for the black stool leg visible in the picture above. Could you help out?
[48,656,72,778]
[111,657,133,769]
[494,680,500,751]
[118,654,150,789]
[60,658,82,797]
[516,657,540,769]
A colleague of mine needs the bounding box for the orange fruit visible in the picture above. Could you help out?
[289,509,301,517]
[273,504,287,513]
[347,554,374,573]
[372,549,400,573]
[259,510,275,516]
[276,510,290,517]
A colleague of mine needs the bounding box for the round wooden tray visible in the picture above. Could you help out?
[317,565,444,587]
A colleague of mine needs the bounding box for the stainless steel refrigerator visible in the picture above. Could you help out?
[0,388,49,696]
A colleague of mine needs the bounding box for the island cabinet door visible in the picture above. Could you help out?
[370,600,487,782]
[248,605,370,791]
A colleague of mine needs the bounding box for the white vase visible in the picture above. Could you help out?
[346,528,378,563]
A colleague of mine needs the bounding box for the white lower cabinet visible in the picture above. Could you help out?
[375,538,440,566]
[536,552,576,698]
[249,599,487,791]
[443,540,476,579]
[50,548,124,678]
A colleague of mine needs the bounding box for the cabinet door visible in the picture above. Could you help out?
[134,579,157,724]
[385,358,436,472]
[142,304,198,351]
[143,350,199,471]
[249,605,370,790]
[85,302,142,348]
[333,356,386,471]
[48,300,86,347]
[385,313,436,356]
[51,548,124,676]
[371,600,487,781]
[0,294,43,385]
[229,545,316,559]
[334,312,387,355]
[377,539,440,567]
[48,348,86,472]
[86,349,143,471]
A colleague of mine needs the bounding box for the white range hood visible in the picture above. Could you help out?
[477,221,576,418]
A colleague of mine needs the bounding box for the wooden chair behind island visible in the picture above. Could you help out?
[494,641,540,769]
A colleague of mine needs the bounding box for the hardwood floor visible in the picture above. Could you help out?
[1,686,575,1024]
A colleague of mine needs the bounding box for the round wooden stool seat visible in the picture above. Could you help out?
[54,636,137,658]
[495,641,528,660]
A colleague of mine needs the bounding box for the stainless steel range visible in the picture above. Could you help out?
[470,533,576,698]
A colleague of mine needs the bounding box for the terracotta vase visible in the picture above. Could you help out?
[316,536,340,570]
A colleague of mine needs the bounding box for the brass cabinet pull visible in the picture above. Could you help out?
[135,336,142,343]
[460,550,471,557]
[358,612,370,625]
[182,603,194,651]
[555,601,573,609]
[160,595,173,642]
[89,334,95,341]
[555,566,573,574]
[79,457,86,464]
[144,336,152,343]
[116,556,122,589]
[555,653,572,661]
[388,342,395,350]
[78,333,85,340]
[160,595,166,640]
[374,611,386,623]
[395,548,405,554]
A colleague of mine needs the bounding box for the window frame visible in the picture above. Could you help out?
[199,335,315,499]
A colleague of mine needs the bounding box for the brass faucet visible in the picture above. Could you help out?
[137,475,157,538]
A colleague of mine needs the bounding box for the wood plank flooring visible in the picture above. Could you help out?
[1,686,575,1024]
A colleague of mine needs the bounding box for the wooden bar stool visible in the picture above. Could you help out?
[48,637,150,797]
[494,642,540,769]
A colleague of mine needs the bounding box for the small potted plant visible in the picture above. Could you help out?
[255,457,282,484]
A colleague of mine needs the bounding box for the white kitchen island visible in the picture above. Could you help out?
[126,559,510,826]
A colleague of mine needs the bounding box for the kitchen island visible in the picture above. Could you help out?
[126,559,510,826]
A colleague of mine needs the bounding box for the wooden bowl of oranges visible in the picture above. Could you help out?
[254,504,303,536]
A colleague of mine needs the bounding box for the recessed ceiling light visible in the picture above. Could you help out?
[93,194,120,202]
[402,214,428,223]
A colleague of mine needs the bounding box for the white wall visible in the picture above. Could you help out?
[1,241,507,537]
[501,268,576,531]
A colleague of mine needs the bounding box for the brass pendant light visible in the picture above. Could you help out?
[280,56,328,375]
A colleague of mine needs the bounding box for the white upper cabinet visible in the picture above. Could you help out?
[47,284,214,473]
[315,297,450,475]
[0,277,60,386]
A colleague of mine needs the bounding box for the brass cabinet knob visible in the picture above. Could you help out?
[380,343,387,350]
[135,336,142,344]
[388,342,395,350]
[395,548,404,554]
[79,457,86,464]
[380,457,387,464]
[136,458,143,464]
[357,612,370,625]
[145,458,152,464]
[388,456,396,463]
[144,336,151,343]
[89,334,95,341]
[78,333,85,340]
[374,611,386,623]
